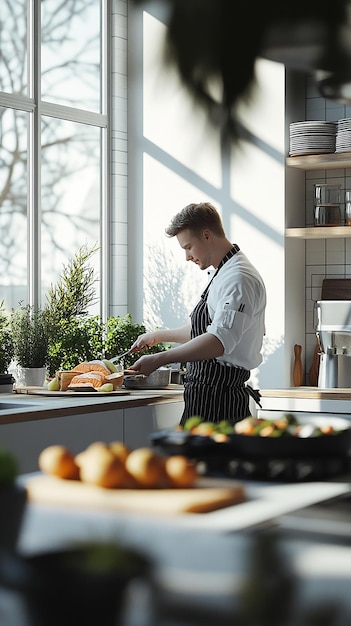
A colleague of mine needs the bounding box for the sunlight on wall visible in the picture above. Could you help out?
[231,142,285,339]
[140,11,286,386]
[230,59,286,387]
[142,155,210,328]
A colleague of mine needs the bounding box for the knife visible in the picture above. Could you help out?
[109,348,134,363]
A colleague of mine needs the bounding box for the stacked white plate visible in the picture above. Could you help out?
[336,118,351,153]
[289,121,336,156]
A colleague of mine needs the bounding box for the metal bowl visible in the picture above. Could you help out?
[124,367,171,389]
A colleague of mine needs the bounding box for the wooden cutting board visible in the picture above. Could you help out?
[14,386,131,396]
[26,475,246,515]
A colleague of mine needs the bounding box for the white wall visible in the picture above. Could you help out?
[127,2,287,389]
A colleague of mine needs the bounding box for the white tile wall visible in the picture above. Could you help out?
[304,75,351,377]
[111,0,128,316]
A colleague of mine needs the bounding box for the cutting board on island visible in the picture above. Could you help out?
[26,475,246,515]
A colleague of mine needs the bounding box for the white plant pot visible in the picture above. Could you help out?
[16,367,47,387]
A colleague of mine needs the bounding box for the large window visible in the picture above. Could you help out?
[0,0,109,314]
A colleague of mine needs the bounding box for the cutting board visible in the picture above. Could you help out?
[26,475,246,515]
[14,386,130,397]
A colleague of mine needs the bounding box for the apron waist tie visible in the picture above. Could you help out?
[245,385,262,408]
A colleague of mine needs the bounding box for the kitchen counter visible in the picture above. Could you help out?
[260,387,351,416]
[0,385,185,424]
[261,387,351,399]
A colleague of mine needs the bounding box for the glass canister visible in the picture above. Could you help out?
[314,183,341,205]
[314,204,342,226]
[314,183,342,226]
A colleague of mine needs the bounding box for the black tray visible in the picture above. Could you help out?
[151,415,351,459]
[150,415,351,481]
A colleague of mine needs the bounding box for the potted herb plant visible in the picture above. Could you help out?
[11,304,49,387]
[0,300,15,392]
[42,244,167,376]
[44,244,102,376]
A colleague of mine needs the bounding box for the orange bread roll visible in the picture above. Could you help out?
[39,445,80,480]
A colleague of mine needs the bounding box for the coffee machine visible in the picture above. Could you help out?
[316,300,351,388]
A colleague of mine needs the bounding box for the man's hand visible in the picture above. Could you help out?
[130,332,159,352]
[129,352,165,376]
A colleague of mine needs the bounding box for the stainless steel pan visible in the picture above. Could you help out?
[124,367,171,389]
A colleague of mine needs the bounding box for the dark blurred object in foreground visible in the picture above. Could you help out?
[131,0,351,136]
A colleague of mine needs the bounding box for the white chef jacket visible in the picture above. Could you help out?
[206,249,266,370]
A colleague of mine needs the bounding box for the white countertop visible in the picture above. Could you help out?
[260,387,351,415]
[0,386,184,424]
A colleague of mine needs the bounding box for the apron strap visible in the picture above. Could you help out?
[246,385,262,408]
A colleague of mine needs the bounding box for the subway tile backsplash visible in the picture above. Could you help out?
[304,77,351,375]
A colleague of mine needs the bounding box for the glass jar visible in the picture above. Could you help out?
[314,183,341,205]
[314,204,342,226]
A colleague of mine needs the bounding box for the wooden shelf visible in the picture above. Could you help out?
[286,226,351,239]
[286,152,351,170]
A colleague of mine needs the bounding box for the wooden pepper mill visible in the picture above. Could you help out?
[293,344,303,387]
[308,342,320,387]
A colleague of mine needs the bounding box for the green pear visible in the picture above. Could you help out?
[97,383,114,393]
[102,359,118,373]
[47,377,60,391]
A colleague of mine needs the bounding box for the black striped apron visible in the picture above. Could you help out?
[181,245,256,425]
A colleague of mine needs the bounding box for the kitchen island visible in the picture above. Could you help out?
[1,387,351,626]
[1,473,350,626]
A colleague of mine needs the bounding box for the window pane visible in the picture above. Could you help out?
[41,0,101,112]
[0,0,28,95]
[0,108,28,309]
[40,117,101,313]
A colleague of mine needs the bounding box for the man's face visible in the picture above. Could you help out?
[176,228,211,270]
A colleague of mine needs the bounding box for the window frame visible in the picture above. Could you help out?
[0,0,111,318]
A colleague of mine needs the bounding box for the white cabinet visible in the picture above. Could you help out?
[0,400,184,473]
[124,401,183,449]
[0,409,124,474]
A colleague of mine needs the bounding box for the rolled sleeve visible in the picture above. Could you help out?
[207,304,249,354]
